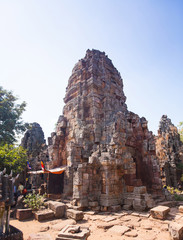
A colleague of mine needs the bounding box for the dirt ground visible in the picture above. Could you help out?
[11,207,181,240]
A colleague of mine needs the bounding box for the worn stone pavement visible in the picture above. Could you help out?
[11,206,183,240]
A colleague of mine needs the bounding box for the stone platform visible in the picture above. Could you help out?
[56,225,90,240]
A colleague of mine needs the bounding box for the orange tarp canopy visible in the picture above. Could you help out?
[28,167,66,175]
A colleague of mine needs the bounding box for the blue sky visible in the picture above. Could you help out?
[0,0,183,141]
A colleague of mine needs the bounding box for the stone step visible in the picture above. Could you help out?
[34,209,55,221]
[16,208,33,221]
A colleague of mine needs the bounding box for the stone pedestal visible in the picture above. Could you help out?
[56,225,90,240]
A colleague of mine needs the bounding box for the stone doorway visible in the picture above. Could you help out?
[47,172,64,194]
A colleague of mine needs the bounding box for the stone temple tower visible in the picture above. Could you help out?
[48,49,162,211]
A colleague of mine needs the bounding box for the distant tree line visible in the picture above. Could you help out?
[178,122,183,143]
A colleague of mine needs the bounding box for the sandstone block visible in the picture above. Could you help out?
[89,201,98,207]
[133,198,146,212]
[34,209,55,221]
[133,186,147,194]
[123,204,132,210]
[90,206,100,212]
[66,209,84,221]
[145,194,156,209]
[169,222,183,240]
[48,201,66,218]
[124,230,138,237]
[97,222,115,230]
[108,205,121,212]
[108,225,130,235]
[28,233,52,240]
[102,216,117,222]
[126,186,134,192]
[16,208,33,220]
[150,205,170,220]
[179,206,183,213]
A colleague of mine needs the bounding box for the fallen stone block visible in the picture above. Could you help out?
[84,211,95,215]
[133,186,147,194]
[133,198,146,211]
[39,225,49,232]
[123,204,132,210]
[48,201,66,218]
[169,222,183,240]
[124,230,138,237]
[16,208,33,221]
[97,222,115,230]
[108,225,130,235]
[34,209,55,221]
[179,206,183,213]
[139,212,150,218]
[150,205,170,220]
[66,209,84,221]
[102,216,117,222]
[160,201,177,208]
[88,201,98,207]
[28,233,52,240]
[90,206,100,212]
[108,205,121,212]
[145,194,156,209]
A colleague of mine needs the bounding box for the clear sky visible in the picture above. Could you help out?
[1,0,183,142]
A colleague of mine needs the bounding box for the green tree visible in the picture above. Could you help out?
[178,122,183,142]
[0,86,28,145]
[0,144,27,175]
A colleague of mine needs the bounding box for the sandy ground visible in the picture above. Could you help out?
[11,207,181,240]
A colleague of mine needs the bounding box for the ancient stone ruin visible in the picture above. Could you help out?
[156,115,183,187]
[47,49,162,211]
[21,122,49,170]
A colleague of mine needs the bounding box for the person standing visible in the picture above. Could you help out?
[17,182,24,196]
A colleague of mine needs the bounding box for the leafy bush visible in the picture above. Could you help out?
[166,186,183,201]
[23,191,46,211]
[174,194,183,201]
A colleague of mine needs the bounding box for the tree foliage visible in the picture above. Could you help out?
[0,144,27,175]
[0,86,28,145]
[178,122,183,143]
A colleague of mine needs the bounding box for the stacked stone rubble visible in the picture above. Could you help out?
[156,115,183,187]
[48,49,162,210]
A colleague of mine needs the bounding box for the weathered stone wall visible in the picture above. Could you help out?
[48,49,162,209]
[21,122,48,170]
[156,115,183,187]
